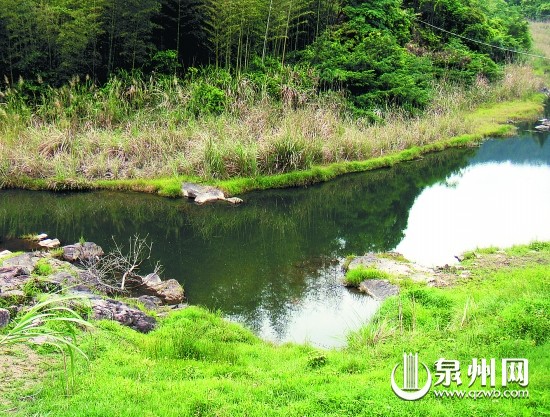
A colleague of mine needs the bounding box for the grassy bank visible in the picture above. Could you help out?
[0,61,547,197]
[2,242,548,416]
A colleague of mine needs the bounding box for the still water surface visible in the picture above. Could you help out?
[1,124,548,347]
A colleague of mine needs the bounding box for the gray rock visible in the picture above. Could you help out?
[68,291,156,333]
[226,197,243,205]
[136,295,163,310]
[62,242,104,262]
[182,183,212,198]
[141,278,185,305]
[2,253,39,271]
[43,271,79,292]
[182,182,226,204]
[0,250,12,258]
[29,335,59,345]
[169,303,189,310]
[194,191,225,204]
[0,308,10,328]
[89,297,156,333]
[70,270,107,293]
[535,124,549,131]
[38,238,61,248]
[358,280,399,299]
[0,266,32,292]
[143,273,162,286]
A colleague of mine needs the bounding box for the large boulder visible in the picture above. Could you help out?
[182,182,227,204]
[182,183,222,199]
[141,273,185,305]
[194,191,225,204]
[62,242,104,262]
[152,280,185,304]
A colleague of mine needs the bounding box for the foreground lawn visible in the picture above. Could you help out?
[5,243,550,416]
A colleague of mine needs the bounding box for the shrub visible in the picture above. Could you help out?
[188,83,226,116]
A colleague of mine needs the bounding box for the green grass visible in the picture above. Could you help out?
[342,255,357,272]
[33,258,53,277]
[7,242,548,416]
[344,266,391,287]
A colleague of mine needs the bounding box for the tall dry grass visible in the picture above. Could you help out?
[530,21,550,60]
[0,64,546,183]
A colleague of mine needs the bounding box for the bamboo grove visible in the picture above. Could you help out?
[0,0,340,81]
[0,0,541,115]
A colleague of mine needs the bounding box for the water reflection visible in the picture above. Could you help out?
[0,128,548,346]
[396,162,550,265]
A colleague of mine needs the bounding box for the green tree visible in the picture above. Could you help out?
[303,0,433,117]
[103,0,161,73]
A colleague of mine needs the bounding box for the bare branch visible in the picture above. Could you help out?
[79,234,160,294]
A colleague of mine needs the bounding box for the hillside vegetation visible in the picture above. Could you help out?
[0,1,548,189]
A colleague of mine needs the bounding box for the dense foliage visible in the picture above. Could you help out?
[0,0,535,116]
[506,0,550,20]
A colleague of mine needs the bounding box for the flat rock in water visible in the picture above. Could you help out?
[38,238,61,248]
[182,182,227,204]
[182,182,209,198]
[182,183,224,198]
[194,191,225,204]
[226,197,243,205]
[358,280,399,299]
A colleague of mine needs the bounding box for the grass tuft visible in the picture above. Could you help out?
[344,266,390,287]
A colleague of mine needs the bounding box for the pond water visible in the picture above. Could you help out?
[1,119,549,347]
